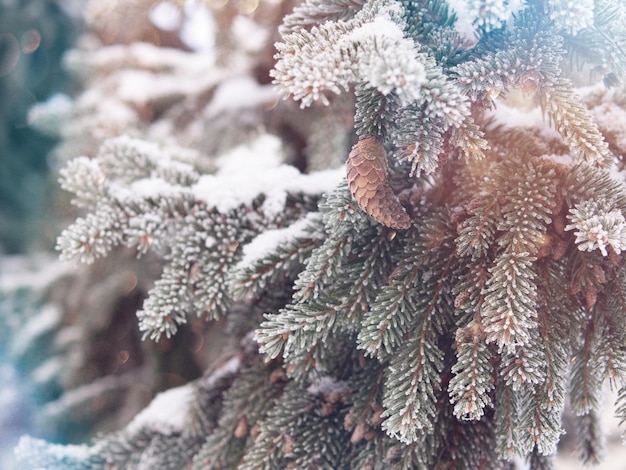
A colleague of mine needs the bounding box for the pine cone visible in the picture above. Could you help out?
[346,137,411,230]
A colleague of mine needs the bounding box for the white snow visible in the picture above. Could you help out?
[232,15,270,53]
[128,177,189,200]
[27,93,73,131]
[347,15,405,43]
[127,383,195,434]
[96,135,341,217]
[592,101,626,152]
[66,42,215,75]
[0,254,75,292]
[193,135,345,214]
[215,134,283,174]
[204,76,278,119]
[307,376,349,397]
[0,363,22,417]
[236,213,318,270]
[15,436,96,462]
[149,1,183,31]
[181,0,215,52]
[31,357,65,385]
[116,68,215,107]
[486,100,561,142]
[202,356,241,389]
[10,305,62,358]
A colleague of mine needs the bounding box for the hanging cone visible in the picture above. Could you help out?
[346,137,411,230]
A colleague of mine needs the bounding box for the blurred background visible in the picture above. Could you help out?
[1,0,80,465]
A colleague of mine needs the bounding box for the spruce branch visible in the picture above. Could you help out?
[240,379,350,470]
[455,191,501,260]
[57,205,126,264]
[599,268,626,385]
[230,214,325,300]
[615,383,626,443]
[453,8,612,166]
[357,274,418,359]
[448,329,495,421]
[354,84,403,141]
[59,156,108,208]
[271,21,359,108]
[560,0,626,83]
[516,385,563,456]
[570,316,604,415]
[494,382,523,459]
[279,0,367,36]
[482,252,539,354]
[452,259,490,328]
[257,225,394,376]
[565,199,626,256]
[380,327,444,443]
[573,408,607,464]
[535,269,570,412]
[539,76,613,166]
[191,361,285,470]
[498,330,546,390]
[565,163,626,212]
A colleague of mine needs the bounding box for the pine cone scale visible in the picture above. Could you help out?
[347,137,411,230]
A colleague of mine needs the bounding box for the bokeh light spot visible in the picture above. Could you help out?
[118,350,130,365]
[21,30,41,54]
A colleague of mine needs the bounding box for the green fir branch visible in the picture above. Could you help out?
[380,325,444,443]
[279,0,367,36]
[570,316,604,415]
[448,334,495,421]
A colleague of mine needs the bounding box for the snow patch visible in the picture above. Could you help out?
[194,135,344,213]
[11,305,62,358]
[202,356,241,390]
[232,15,269,52]
[0,254,74,293]
[347,15,404,43]
[307,376,349,397]
[31,357,64,385]
[236,213,317,270]
[215,134,283,174]
[486,101,561,141]
[204,76,278,118]
[128,177,189,200]
[127,383,194,435]
[181,0,215,52]
[149,1,182,31]
[15,436,95,463]
[40,374,135,424]
[592,101,626,152]
[115,69,212,107]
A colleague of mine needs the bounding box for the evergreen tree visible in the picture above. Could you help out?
[14,0,626,468]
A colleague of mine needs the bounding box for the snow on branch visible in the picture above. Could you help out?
[566,199,626,256]
[272,4,430,108]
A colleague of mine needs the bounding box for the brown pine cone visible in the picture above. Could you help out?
[346,137,411,230]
